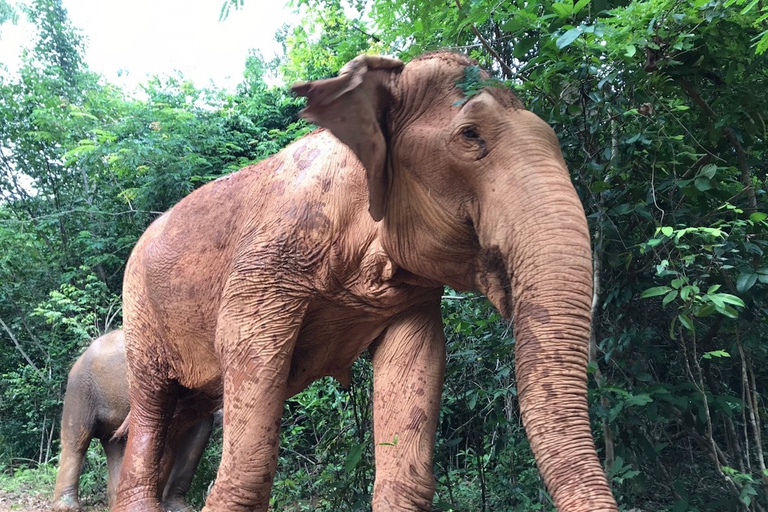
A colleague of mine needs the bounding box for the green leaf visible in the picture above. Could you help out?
[662,290,678,306]
[700,164,718,179]
[500,18,527,32]
[709,294,726,308]
[680,285,695,301]
[661,226,674,237]
[556,28,582,49]
[700,227,724,238]
[694,177,713,191]
[344,442,365,474]
[641,286,671,298]
[750,212,768,222]
[551,2,574,18]
[573,0,591,15]
[591,180,612,193]
[624,44,637,57]
[702,350,731,359]
[625,394,653,407]
[739,0,760,14]
[647,238,663,247]
[378,434,398,447]
[694,304,717,317]
[736,273,758,293]
[513,37,538,58]
[467,391,477,410]
[718,294,745,307]
[678,314,694,331]
[718,305,739,318]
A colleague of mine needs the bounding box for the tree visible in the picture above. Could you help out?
[0,0,306,476]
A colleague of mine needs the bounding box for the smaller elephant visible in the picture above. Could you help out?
[51,330,215,511]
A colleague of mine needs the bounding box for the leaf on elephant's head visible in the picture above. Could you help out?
[454,65,511,106]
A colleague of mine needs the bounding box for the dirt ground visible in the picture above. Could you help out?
[0,487,52,512]
[0,488,105,512]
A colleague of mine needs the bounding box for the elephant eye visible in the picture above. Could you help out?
[462,126,480,140]
[461,126,487,159]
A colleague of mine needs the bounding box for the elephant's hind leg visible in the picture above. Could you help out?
[101,436,126,509]
[161,414,215,512]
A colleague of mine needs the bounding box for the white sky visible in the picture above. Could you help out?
[0,0,298,91]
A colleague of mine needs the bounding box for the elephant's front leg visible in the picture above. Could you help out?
[202,291,308,512]
[371,301,446,511]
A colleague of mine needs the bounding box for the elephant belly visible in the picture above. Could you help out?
[285,283,441,395]
[164,329,223,396]
[286,307,389,396]
[95,408,129,439]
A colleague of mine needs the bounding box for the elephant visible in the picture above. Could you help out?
[112,51,618,512]
[52,329,215,512]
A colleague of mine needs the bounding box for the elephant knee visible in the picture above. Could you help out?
[373,474,436,512]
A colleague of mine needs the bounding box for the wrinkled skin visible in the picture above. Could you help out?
[52,330,214,512]
[113,52,618,512]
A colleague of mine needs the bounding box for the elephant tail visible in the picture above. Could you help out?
[112,411,130,441]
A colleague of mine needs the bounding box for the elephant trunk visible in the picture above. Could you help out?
[509,212,616,511]
[477,131,617,510]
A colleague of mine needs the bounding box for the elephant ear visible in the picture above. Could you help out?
[291,54,403,221]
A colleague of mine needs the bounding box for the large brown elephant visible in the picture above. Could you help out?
[52,330,214,512]
[113,52,617,512]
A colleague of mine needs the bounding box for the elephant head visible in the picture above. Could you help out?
[293,53,617,511]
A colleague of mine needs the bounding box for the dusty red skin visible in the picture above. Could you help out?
[51,330,213,512]
[113,52,618,512]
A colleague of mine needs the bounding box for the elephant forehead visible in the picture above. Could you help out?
[396,53,523,113]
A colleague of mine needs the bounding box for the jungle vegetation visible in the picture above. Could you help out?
[1,0,767,510]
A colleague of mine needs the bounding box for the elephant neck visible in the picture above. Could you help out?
[313,224,440,315]
[378,178,480,293]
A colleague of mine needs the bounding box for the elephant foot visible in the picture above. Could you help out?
[50,495,81,512]
[111,497,165,512]
[161,497,193,512]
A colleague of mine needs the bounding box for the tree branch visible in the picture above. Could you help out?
[678,79,757,212]
[454,0,515,78]
[0,317,45,381]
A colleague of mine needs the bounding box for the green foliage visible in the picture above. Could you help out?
[436,292,552,511]
[0,0,305,487]
[270,361,375,511]
[0,0,18,32]
[724,0,768,54]
[278,0,386,83]
[0,462,57,493]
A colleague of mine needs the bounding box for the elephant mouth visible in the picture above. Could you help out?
[476,246,513,320]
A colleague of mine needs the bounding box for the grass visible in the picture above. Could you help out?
[0,462,57,493]
[0,442,109,512]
